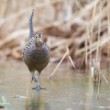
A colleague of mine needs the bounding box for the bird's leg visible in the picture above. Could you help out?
[36,74,40,90]
[32,72,45,90]
[31,72,37,83]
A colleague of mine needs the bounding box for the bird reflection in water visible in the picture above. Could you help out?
[29,92,50,110]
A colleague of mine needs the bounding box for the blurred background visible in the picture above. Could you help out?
[0,0,110,69]
[0,1,110,110]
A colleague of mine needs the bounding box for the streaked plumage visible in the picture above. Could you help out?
[22,10,50,90]
[22,38,50,73]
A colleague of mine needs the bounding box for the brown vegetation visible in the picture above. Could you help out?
[0,0,110,68]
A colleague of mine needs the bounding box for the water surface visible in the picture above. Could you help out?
[0,61,110,110]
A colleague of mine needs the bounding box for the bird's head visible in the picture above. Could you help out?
[34,32,44,47]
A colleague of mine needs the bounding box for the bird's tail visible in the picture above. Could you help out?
[29,10,35,38]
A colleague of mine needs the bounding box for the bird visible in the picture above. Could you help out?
[22,10,50,90]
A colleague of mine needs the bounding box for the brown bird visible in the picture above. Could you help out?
[22,10,50,90]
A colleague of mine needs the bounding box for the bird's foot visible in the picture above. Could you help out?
[32,85,46,90]
[31,75,37,83]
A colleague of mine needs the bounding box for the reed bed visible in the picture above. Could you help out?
[0,0,110,69]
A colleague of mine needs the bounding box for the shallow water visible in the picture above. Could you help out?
[0,62,110,110]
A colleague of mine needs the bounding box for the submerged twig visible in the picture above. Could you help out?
[48,45,75,79]
[93,59,110,89]
[48,48,68,79]
[26,82,29,110]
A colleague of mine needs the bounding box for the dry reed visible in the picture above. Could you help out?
[0,0,110,69]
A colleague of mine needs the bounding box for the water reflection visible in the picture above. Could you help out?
[29,92,50,110]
